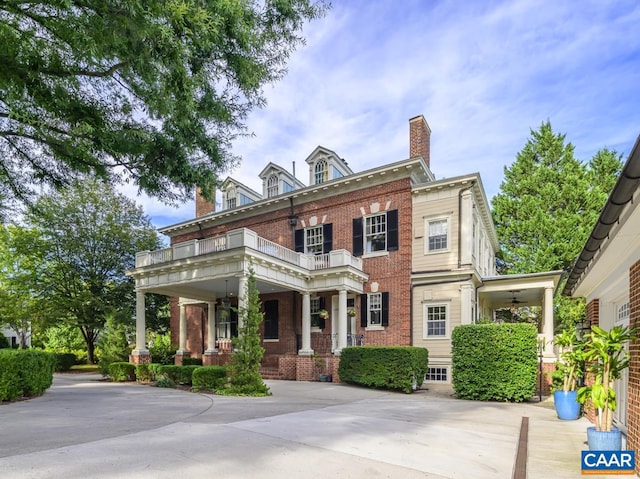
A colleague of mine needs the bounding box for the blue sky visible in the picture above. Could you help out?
[140,0,640,229]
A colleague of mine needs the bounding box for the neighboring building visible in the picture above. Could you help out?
[127,115,561,383]
[1,325,30,348]
[563,134,640,466]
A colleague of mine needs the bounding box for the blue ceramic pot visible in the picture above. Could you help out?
[554,390,581,420]
[587,426,622,451]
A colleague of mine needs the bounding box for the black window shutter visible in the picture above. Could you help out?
[353,218,363,256]
[382,292,389,326]
[322,223,333,253]
[294,229,304,253]
[318,297,325,329]
[387,210,398,251]
[360,294,368,327]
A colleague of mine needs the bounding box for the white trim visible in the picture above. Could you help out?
[425,216,451,255]
[425,365,451,384]
[423,301,450,339]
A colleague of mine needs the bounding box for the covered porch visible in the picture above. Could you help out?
[125,228,369,379]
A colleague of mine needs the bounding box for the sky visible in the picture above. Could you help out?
[138,0,640,230]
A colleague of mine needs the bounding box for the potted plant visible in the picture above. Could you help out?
[318,309,329,320]
[577,325,637,450]
[347,308,357,317]
[314,355,332,382]
[552,327,584,420]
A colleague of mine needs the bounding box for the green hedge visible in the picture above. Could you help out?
[136,363,164,383]
[158,365,200,385]
[338,346,429,393]
[0,349,56,401]
[452,323,537,402]
[182,357,203,366]
[54,353,78,372]
[109,362,136,382]
[192,366,227,391]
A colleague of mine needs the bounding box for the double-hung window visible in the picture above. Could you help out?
[424,303,448,338]
[360,292,389,328]
[352,210,398,256]
[365,213,387,253]
[305,226,323,255]
[295,224,333,255]
[427,218,449,252]
[310,297,325,329]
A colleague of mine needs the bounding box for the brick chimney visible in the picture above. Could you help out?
[409,115,431,168]
[195,187,215,217]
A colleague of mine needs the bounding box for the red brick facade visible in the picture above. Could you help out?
[627,260,640,468]
[409,116,431,168]
[169,178,414,376]
[195,187,215,217]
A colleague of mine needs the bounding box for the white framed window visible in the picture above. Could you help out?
[305,226,323,255]
[311,297,323,329]
[617,302,630,324]
[424,303,448,338]
[426,366,449,382]
[314,159,328,184]
[226,188,236,209]
[267,174,279,198]
[427,218,449,252]
[365,213,387,253]
[368,292,383,326]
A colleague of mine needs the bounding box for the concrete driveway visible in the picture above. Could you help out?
[0,373,616,478]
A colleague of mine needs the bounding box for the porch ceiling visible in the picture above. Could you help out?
[478,271,563,309]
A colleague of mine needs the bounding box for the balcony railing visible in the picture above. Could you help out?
[135,227,363,273]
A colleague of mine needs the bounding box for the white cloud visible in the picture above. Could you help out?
[141,0,640,227]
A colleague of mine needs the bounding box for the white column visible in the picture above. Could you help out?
[133,291,148,353]
[542,286,555,360]
[460,283,474,325]
[238,276,248,330]
[337,290,348,353]
[459,189,473,266]
[299,292,313,355]
[205,297,217,354]
[178,301,188,353]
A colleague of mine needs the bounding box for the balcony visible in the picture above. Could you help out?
[135,228,363,273]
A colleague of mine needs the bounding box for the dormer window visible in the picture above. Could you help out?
[226,188,237,209]
[267,174,279,198]
[314,159,328,184]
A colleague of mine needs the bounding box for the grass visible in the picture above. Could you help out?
[69,364,100,374]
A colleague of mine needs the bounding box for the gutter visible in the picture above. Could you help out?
[563,134,640,296]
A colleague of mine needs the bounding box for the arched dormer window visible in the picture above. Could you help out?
[267,174,279,198]
[226,187,237,209]
[314,159,328,184]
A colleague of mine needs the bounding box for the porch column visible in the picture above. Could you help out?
[460,283,474,325]
[337,289,348,353]
[299,292,313,355]
[178,301,189,353]
[542,286,555,358]
[131,291,149,359]
[238,275,248,330]
[205,296,217,354]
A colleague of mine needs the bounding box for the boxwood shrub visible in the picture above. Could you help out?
[452,323,537,402]
[54,353,78,372]
[136,363,164,383]
[158,365,200,385]
[338,346,429,393]
[109,362,136,382]
[192,366,227,391]
[0,349,56,401]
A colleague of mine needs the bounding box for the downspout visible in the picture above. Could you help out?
[458,182,476,269]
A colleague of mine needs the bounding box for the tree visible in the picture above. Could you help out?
[26,178,161,363]
[0,0,327,214]
[0,224,49,347]
[492,122,623,330]
[222,269,269,396]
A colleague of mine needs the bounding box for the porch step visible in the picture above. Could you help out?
[260,367,281,380]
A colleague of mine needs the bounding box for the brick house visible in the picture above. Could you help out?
[127,115,561,384]
[563,134,640,464]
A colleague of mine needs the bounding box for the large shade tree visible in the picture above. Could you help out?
[492,122,623,330]
[26,179,162,363]
[0,0,327,216]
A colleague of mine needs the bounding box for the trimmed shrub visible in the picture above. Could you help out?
[182,357,203,366]
[158,365,200,385]
[109,362,136,382]
[452,323,537,402]
[192,366,227,391]
[55,353,78,372]
[338,346,429,393]
[0,349,56,401]
[0,334,10,349]
[136,363,163,383]
[149,333,177,365]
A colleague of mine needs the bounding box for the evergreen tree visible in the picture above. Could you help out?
[223,270,269,396]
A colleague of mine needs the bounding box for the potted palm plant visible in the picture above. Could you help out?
[552,327,584,420]
[577,325,637,450]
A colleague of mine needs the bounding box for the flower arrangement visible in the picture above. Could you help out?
[318,309,329,319]
[347,309,357,317]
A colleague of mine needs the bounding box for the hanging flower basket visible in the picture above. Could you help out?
[347,309,357,317]
[318,309,329,319]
